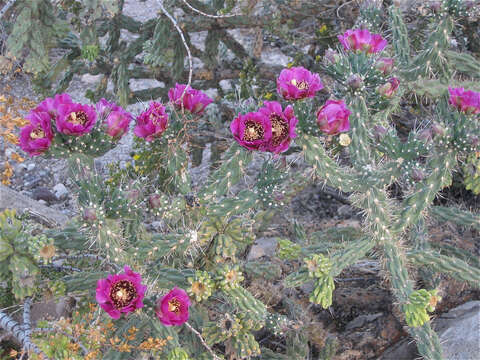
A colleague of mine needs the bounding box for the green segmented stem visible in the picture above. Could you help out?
[408,250,480,287]
[388,5,410,66]
[402,16,453,80]
[395,152,455,233]
[410,324,444,360]
[299,136,402,193]
[330,238,374,276]
[348,96,373,167]
[431,206,480,231]
[199,144,253,200]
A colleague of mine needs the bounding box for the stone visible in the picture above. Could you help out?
[32,187,58,203]
[27,163,36,171]
[346,313,383,330]
[0,185,69,227]
[247,237,278,261]
[437,301,480,360]
[53,183,69,199]
[380,301,480,360]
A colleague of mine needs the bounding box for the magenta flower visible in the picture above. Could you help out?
[276,67,323,100]
[134,102,169,142]
[375,58,394,75]
[168,83,213,115]
[96,99,132,139]
[96,266,147,320]
[156,287,191,326]
[230,111,272,151]
[448,87,480,115]
[19,112,54,156]
[316,99,351,135]
[56,103,97,136]
[258,101,298,154]
[378,77,400,98]
[338,29,387,54]
[27,93,73,122]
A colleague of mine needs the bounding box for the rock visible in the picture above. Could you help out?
[27,163,36,171]
[337,204,355,217]
[150,220,166,232]
[346,313,383,330]
[0,185,69,227]
[247,237,278,261]
[32,187,58,203]
[380,301,480,360]
[53,183,69,199]
[437,301,480,360]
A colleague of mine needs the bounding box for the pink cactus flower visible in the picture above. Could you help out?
[338,29,387,54]
[56,102,97,136]
[134,102,169,142]
[95,99,132,139]
[230,111,272,151]
[27,93,73,122]
[277,67,323,100]
[316,99,351,135]
[378,77,400,98]
[375,58,394,75]
[168,83,213,115]
[156,287,191,326]
[96,266,147,320]
[19,112,54,156]
[258,101,298,154]
[448,87,480,115]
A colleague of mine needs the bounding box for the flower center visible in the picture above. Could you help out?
[30,128,45,139]
[290,79,309,90]
[168,298,181,314]
[67,111,88,125]
[270,114,288,147]
[109,280,137,309]
[243,121,264,142]
[225,270,237,282]
[191,282,205,295]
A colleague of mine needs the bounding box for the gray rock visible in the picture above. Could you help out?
[32,187,57,203]
[150,220,166,232]
[346,313,383,330]
[247,237,278,261]
[0,185,68,227]
[380,301,480,360]
[437,301,480,360]
[337,204,355,217]
[53,183,69,199]
[26,163,36,171]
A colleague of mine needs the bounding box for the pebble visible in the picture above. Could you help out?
[247,237,278,261]
[53,183,69,199]
[32,187,57,203]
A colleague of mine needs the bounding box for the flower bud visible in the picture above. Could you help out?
[375,58,394,75]
[324,49,340,65]
[82,208,97,222]
[347,74,363,90]
[127,189,140,202]
[469,136,479,149]
[148,194,162,209]
[418,128,433,142]
[430,1,442,12]
[373,125,387,141]
[378,78,400,98]
[431,122,445,137]
[411,168,426,182]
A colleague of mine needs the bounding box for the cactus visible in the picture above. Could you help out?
[2,1,480,359]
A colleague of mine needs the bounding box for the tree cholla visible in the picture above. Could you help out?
[0,0,479,359]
